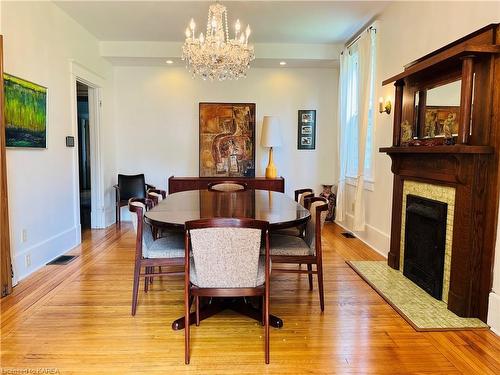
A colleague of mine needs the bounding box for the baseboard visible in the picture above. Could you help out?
[487,291,500,336]
[104,206,116,227]
[335,214,390,258]
[13,225,80,281]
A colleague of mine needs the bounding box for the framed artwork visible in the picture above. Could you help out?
[298,110,316,150]
[424,106,460,138]
[4,73,47,148]
[199,102,256,177]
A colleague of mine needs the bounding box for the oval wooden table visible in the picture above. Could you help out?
[144,189,310,330]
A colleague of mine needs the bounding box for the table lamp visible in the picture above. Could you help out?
[260,116,282,179]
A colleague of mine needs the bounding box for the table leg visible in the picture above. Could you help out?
[171,297,283,330]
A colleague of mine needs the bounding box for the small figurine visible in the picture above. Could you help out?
[443,113,456,145]
[401,120,413,144]
[424,110,437,138]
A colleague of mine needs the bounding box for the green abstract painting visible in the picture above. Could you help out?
[4,73,47,148]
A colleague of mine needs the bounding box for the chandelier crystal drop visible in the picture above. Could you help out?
[182,2,255,81]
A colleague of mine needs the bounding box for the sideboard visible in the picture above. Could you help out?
[168,176,285,194]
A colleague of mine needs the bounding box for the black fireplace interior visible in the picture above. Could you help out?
[403,194,448,300]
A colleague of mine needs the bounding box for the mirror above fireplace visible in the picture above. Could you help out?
[414,79,464,139]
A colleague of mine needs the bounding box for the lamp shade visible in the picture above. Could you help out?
[260,116,282,148]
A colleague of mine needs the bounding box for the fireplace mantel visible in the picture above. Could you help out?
[380,24,500,322]
[380,145,494,155]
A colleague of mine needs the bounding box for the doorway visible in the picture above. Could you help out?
[76,82,91,231]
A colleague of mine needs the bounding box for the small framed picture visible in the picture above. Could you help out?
[301,136,312,146]
[298,110,316,150]
[302,113,313,123]
[301,125,312,135]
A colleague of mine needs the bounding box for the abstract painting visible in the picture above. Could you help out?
[4,73,47,148]
[199,103,255,177]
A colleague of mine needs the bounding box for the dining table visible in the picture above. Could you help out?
[144,188,311,330]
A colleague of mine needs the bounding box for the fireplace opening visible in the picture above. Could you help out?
[403,194,447,300]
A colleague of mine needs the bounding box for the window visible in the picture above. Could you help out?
[343,29,376,182]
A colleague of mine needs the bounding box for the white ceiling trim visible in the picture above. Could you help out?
[99,40,341,67]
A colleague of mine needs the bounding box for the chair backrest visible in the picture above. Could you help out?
[128,198,154,257]
[185,218,269,288]
[208,181,248,192]
[303,197,328,253]
[147,189,166,206]
[294,188,313,204]
[298,191,314,207]
[118,174,146,201]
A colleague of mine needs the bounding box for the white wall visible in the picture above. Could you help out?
[337,1,500,330]
[113,65,338,219]
[2,1,116,281]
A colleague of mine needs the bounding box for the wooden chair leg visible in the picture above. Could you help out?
[261,296,265,326]
[195,296,200,326]
[185,290,190,364]
[307,264,313,291]
[317,261,325,312]
[265,294,270,364]
[116,203,121,228]
[144,267,149,293]
[131,262,141,316]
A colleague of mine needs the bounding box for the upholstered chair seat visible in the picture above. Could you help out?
[146,236,185,258]
[268,235,314,256]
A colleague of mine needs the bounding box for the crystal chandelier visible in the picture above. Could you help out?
[182,2,255,81]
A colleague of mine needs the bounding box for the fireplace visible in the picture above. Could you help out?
[403,195,447,299]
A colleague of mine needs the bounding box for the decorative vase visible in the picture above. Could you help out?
[319,184,336,222]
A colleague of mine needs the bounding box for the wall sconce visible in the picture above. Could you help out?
[379,97,392,114]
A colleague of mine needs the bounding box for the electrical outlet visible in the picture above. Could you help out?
[21,229,27,243]
[25,254,31,268]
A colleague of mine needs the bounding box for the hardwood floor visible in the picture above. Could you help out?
[1,223,499,374]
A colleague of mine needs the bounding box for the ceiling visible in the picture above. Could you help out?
[55,1,388,44]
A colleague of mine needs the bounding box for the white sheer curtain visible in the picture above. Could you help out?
[336,51,349,222]
[336,28,376,230]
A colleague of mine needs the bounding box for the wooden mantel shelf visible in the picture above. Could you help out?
[379,145,494,155]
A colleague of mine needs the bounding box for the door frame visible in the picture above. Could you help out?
[69,61,105,239]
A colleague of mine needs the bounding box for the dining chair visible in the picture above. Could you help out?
[273,188,314,237]
[128,198,184,316]
[114,174,155,227]
[147,188,166,205]
[270,196,328,311]
[207,181,248,192]
[184,218,271,364]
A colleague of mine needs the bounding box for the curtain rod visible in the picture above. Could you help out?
[345,25,376,50]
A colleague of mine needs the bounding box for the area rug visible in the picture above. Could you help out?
[347,260,489,331]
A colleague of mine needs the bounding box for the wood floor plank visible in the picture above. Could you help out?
[1,222,499,374]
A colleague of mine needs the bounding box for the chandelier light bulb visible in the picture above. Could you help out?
[245,25,251,37]
[185,27,191,39]
[239,34,245,44]
[235,19,241,33]
[189,18,196,31]
[211,16,217,29]
[199,32,205,44]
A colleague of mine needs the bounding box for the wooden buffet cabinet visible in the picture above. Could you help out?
[168,176,285,194]
[380,24,500,321]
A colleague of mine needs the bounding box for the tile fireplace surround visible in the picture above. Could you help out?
[400,181,456,303]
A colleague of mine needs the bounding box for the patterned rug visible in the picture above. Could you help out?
[347,261,489,331]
